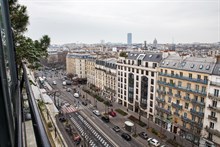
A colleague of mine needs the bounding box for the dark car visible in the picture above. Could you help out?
[139,132,148,139]
[82,101,87,106]
[59,116,66,122]
[101,115,109,123]
[121,133,131,141]
[112,126,120,132]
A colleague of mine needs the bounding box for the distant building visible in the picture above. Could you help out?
[127,33,132,45]
[153,38,157,49]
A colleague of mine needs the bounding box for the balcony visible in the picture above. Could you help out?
[172,102,183,110]
[208,105,220,113]
[155,106,172,115]
[158,72,208,84]
[156,97,165,104]
[181,116,192,123]
[208,93,220,101]
[191,99,205,106]
[184,96,191,101]
[128,97,134,103]
[210,81,220,87]
[175,94,181,99]
[208,115,217,122]
[156,89,166,95]
[167,92,173,96]
[205,126,220,138]
[140,103,147,109]
[190,109,204,118]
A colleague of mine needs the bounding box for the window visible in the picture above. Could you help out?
[199,65,203,69]
[145,62,148,67]
[201,97,204,103]
[141,70,144,74]
[173,63,176,66]
[168,97,172,103]
[178,81,182,87]
[149,55,152,58]
[195,85,199,91]
[192,115,195,121]
[151,86,154,92]
[210,122,214,129]
[150,101,153,107]
[146,71,148,75]
[132,68,134,72]
[201,86,206,93]
[136,75,139,81]
[197,75,201,80]
[214,89,219,97]
[212,101,217,107]
[150,94,153,100]
[165,70,167,74]
[151,72,154,77]
[190,64,194,68]
[185,103,189,109]
[151,79,154,85]
[136,69,139,73]
[180,72,183,77]
[206,65,210,70]
[187,83,191,89]
[171,71,174,76]
[208,133,213,140]
[189,73,192,79]
[181,62,186,66]
[184,112,187,117]
[211,111,216,117]
[128,67,130,71]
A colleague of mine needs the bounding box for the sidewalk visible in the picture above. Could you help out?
[80,85,193,147]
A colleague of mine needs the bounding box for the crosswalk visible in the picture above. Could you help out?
[61,105,77,114]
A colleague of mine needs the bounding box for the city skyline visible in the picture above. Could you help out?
[20,0,219,44]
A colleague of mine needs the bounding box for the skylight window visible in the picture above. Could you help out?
[166,62,169,65]
[206,65,210,70]
[130,54,133,56]
[137,54,145,60]
[162,61,165,65]
[149,55,153,58]
[199,65,203,69]
[181,62,186,67]
[134,54,137,56]
[173,63,176,66]
[190,64,194,68]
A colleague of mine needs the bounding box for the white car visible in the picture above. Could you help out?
[73,93,79,98]
[93,110,100,116]
[52,81,56,85]
[149,139,160,147]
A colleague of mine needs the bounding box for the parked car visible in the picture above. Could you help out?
[139,132,148,139]
[82,101,87,106]
[101,115,109,123]
[93,110,100,116]
[121,133,131,141]
[149,139,160,147]
[52,81,57,85]
[66,88,71,92]
[62,81,66,86]
[112,126,120,132]
[109,111,116,117]
[73,93,79,98]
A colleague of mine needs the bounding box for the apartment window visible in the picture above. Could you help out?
[124,67,127,70]
[136,75,139,81]
[145,62,148,67]
[189,73,192,79]
[194,96,198,101]
[195,85,199,91]
[212,101,217,107]
[192,115,195,121]
[184,112,187,117]
[151,86,154,92]
[118,65,120,69]
[150,101,153,107]
[168,105,171,110]
[199,107,203,113]
[136,69,139,73]
[151,72,154,77]
[153,63,157,68]
[141,70,144,74]
[201,86,206,93]
[214,89,219,97]
[165,70,167,74]
[204,76,208,81]
[132,68,134,72]
[150,94,153,100]
[128,67,130,71]
[185,103,189,109]
[183,122,186,128]
[210,122,214,129]
[161,69,163,73]
[150,108,152,113]
[201,97,204,103]
[151,79,154,85]
[168,97,172,103]
[208,133,213,141]
[177,91,181,95]
[197,75,201,80]
[146,71,148,75]
[187,83,191,89]
[211,111,216,117]
[176,100,180,104]
[178,81,182,87]
[171,71,174,76]
[136,89,138,94]
[180,72,183,77]
[118,71,120,75]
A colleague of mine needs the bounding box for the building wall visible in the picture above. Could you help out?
[86,60,96,86]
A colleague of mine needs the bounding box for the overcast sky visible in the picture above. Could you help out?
[20,0,219,44]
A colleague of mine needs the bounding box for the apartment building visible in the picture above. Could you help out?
[200,57,220,147]
[95,59,117,101]
[66,53,92,78]
[86,58,96,86]
[117,53,162,120]
[156,55,215,145]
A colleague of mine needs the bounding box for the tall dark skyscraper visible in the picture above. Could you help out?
[127,33,132,45]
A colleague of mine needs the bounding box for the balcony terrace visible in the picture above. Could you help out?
[172,102,183,110]
[190,109,204,118]
[208,115,217,122]
[156,89,166,95]
[208,105,220,113]
[156,97,165,104]
[208,93,220,101]
[158,72,208,85]
[205,126,220,138]
[175,94,182,99]
[183,96,191,101]
[191,99,205,107]
[155,106,172,115]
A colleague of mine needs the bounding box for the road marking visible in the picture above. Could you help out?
[80,111,119,147]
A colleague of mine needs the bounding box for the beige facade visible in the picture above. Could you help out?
[86,59,96,86]
[155,55,215,146]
